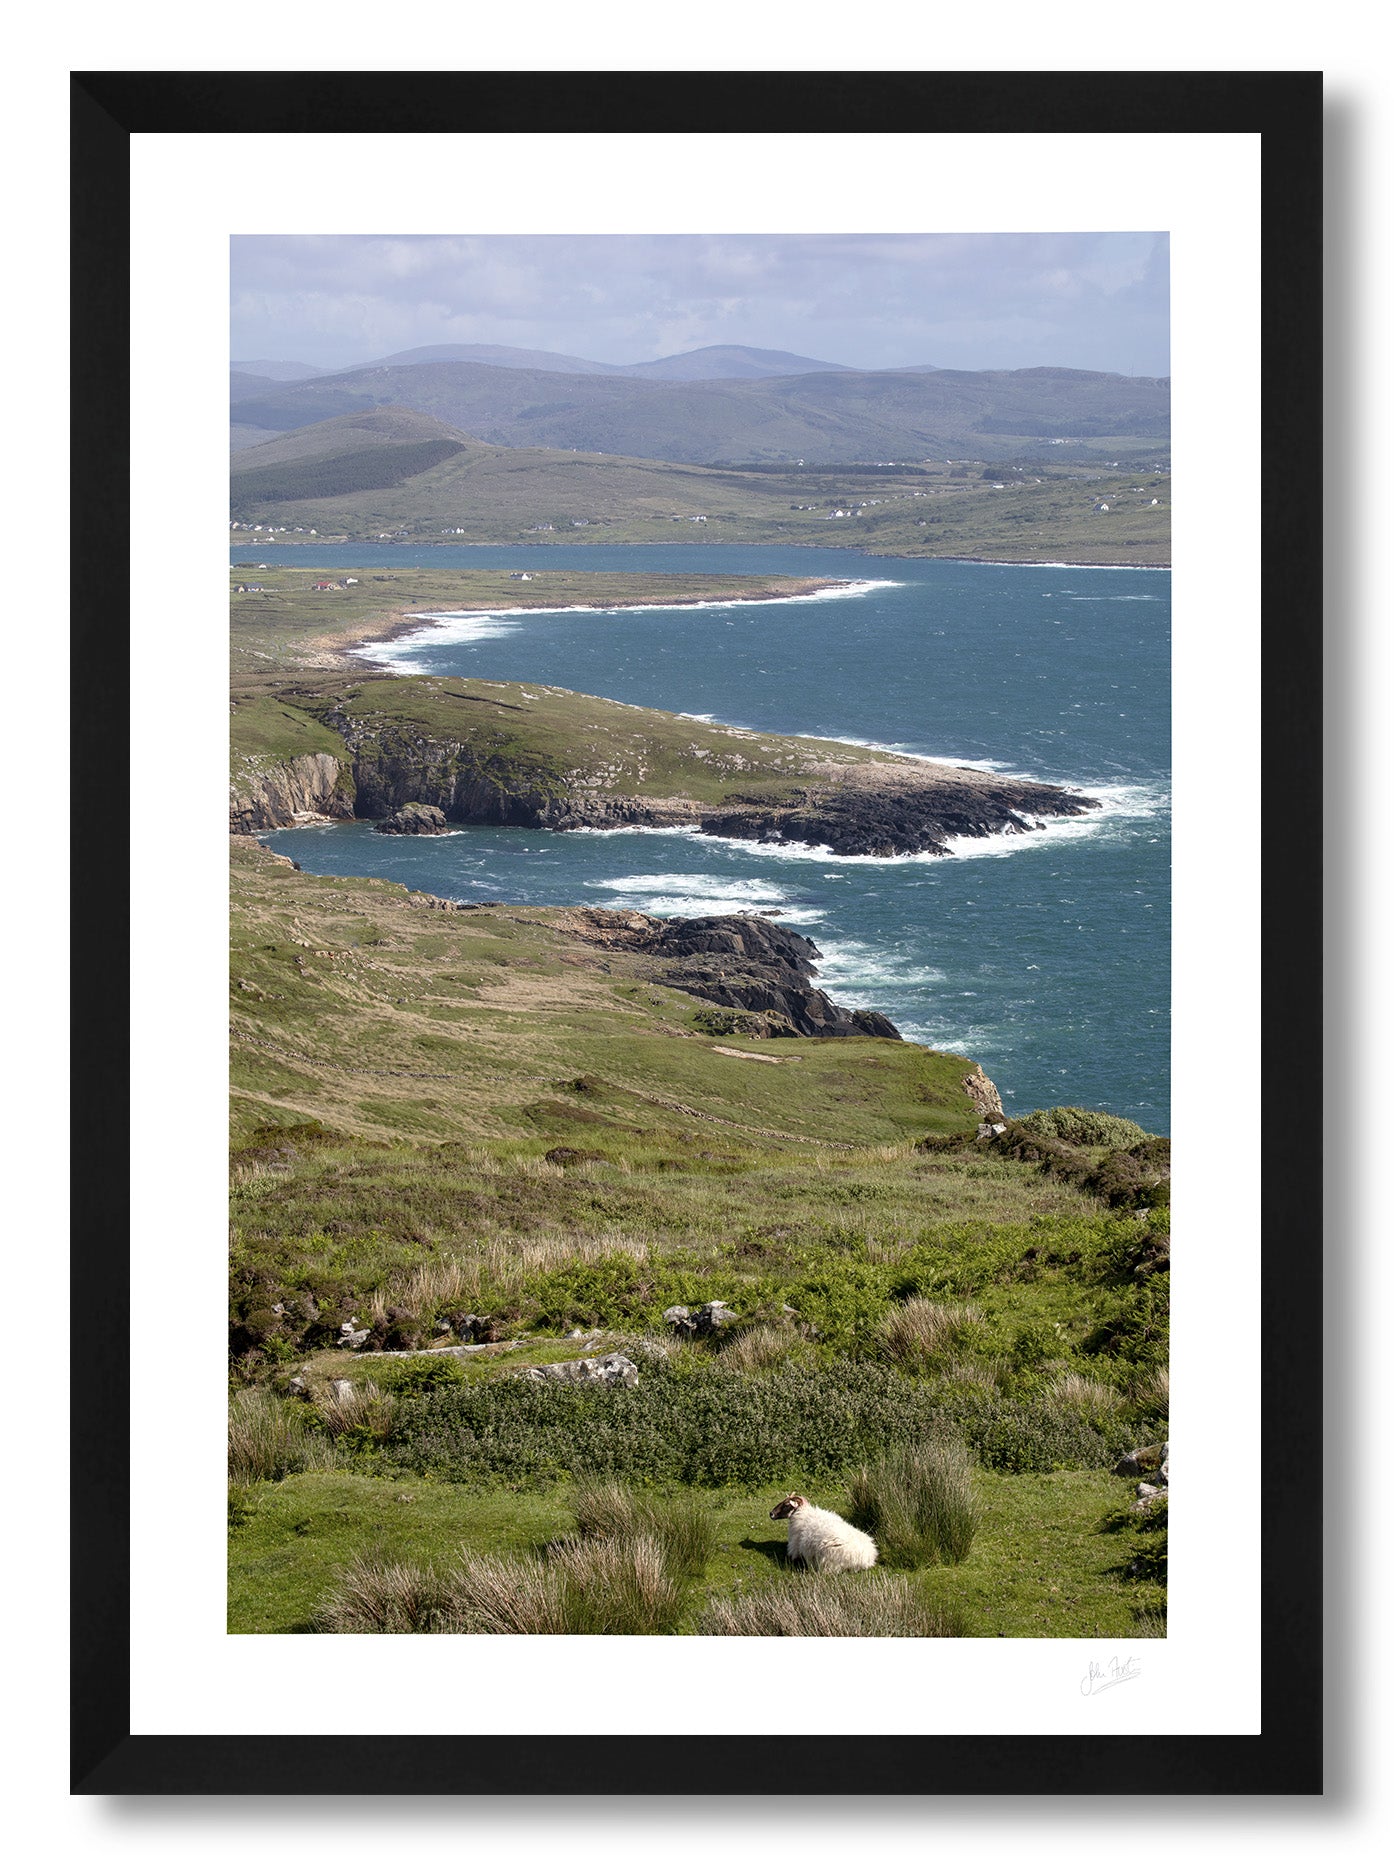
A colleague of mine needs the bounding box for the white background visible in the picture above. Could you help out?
[11,2,1387,1849]
[128,126,1259,1741]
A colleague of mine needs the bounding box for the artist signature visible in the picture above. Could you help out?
[1081,1656,1142,1696]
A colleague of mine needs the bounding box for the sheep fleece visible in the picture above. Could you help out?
[784,1503,878,1572]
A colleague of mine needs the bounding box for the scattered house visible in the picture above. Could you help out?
[507,571,535,581]
[311,580,337,590]
[344,577,359,584]
[1093,501,1111,513]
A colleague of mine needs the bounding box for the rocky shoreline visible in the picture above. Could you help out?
[231,728,1099,853]
[552,908,903,1040]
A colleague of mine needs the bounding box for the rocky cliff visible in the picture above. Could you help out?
[230,677,1099,856]
[229,752,357,834]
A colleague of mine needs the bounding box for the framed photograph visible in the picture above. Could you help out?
[75,70,1321,1795]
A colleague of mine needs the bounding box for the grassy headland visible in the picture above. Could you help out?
[230,562,848,685]
[230,568,1100,851]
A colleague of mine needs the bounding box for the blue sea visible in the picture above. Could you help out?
[251,544,1170,1130]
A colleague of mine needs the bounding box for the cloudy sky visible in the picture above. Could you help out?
[231,232,1169,377]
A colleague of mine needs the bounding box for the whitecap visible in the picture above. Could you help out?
[353,579,901,671]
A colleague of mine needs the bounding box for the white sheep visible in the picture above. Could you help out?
[769,1493,878,1572]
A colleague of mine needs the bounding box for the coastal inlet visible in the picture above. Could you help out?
[248,546,1170,1127]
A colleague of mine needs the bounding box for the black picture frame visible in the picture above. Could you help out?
[73,68,1323,1797]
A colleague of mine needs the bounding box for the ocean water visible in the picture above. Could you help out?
[253,544,1170,1129]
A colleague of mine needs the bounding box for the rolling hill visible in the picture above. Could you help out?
[230,358,1170,467]
[228,406,1170,562]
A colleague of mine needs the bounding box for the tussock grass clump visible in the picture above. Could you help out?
[700,1574,963,1638]
[847,1442,977,1567]
[309,1380,398,1442]
[228,1388,333,1485]
[1130,1365,1170,1421]
[720,1323,815,1376]
[318,1536,682,1634]
[941,1358,1004,1394]
[880,1297,984,1370]
[1044,1372,1125,1422]
[314,1554,453,1633]
[571,1480,717,1580]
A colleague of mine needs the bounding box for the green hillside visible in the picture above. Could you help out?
[228,840,1170,1639]
[229,417,1170,563]
[230,357,1170,468]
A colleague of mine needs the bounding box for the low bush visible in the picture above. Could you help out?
[385,1355,1133,1486]
[1014,1108,1149,1148]
[699,1574,964,1637]
[959,1397,1130,1474]
[847,1441,977,1567]
[370,1355,467,1400]
[309,1380,398,1444]
[571,1480,717,1580]
[387,1358,953,1487]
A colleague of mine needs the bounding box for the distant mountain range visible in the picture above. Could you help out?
[357,342,856,381]
[230,352,1169,467]
[233,342,860,388]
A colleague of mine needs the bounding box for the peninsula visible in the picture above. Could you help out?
[231,568,1100,855]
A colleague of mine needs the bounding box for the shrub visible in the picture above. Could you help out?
[846,1441,977,1567]
[228,1387,332,1484]
[879,1297,983,1371]
[963,1398,1128,1474]
[371,1355,466,1400]
[699,1574,964,1637]
[385,1353,1133,1486]
[386,1358,959,1487]
[571,1480,717,1580]
[1084,1276,1169,1366]
[1015,1108,1150,1148]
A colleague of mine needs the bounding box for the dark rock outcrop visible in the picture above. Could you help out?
[375,802,450,835]
[705,774,1093,858]
[644,915,902,1039]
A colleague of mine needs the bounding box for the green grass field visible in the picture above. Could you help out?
[231,447,1169,564]
[228,1465,1162,1637]
[228,842,1168,1636]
